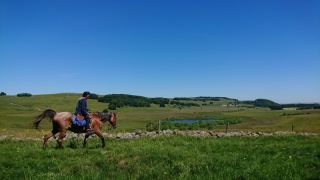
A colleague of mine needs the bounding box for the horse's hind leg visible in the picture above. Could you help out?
[43,132,53,148]
[56,131,66,148]
[43,130,58,149]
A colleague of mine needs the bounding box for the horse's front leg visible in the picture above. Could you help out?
[83,134,89,147]
[95,131,105,148]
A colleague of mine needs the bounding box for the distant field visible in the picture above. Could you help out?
[1,93,320,137]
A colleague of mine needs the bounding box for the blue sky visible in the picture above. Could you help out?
[1,0,319,103]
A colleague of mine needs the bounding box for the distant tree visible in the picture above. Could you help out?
[0,92,6,96]
[108,104,116,110]
[17,93,32,97]
[269,105,283,110]
[159,103,166,107]
[89,93,99,99]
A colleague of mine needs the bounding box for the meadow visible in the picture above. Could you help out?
[1,135,319,179]
[0,93,320,179]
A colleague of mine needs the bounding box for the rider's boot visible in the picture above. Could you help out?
[85,117,94,135]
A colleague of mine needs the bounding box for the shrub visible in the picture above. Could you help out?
[108,104,116,110]
[207,122,214,130]
[146,121,157,132]
[189,123,199,130]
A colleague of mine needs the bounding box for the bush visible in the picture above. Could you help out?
[189,123,199,130]
[161,121,174,130]
[0,92,6,96]
[179,125,188,130]
[207,122,215,130]
[103,109,108,113]
[108,104,116,110]
[146,121,158,132]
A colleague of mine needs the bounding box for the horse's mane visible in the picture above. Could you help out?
[92,112,112,123]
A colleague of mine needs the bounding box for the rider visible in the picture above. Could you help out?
[75,91,92,134]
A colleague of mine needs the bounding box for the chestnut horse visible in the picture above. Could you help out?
[32,109,117,148]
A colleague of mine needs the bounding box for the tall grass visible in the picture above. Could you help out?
[0,135,319,179]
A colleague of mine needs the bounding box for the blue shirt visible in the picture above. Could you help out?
[75,97,88,116]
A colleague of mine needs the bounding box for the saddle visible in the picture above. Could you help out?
[76,114,84,120]
[72,114,86,126]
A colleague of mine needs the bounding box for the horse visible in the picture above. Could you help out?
[32,109,117,148]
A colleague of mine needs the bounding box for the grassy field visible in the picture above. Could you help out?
[1,93,320,137]
[1,135,319,179]
[1,93,319,179]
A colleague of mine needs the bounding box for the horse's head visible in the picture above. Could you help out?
[99,112,117,130]
[108,112,117,130]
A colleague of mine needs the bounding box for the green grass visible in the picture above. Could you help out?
[1,94,319,179]
[1,93,320,137]
[0,135,319,179]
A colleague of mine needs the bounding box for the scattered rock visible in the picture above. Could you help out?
[135,129,142,135]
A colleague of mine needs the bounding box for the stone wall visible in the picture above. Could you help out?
[0,129,317,141]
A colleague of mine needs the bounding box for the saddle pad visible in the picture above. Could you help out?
[72,114,86,126]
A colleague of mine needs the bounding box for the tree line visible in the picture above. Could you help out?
[242,99,320,110]
[170,100,200,107]
[281,103,320,109]
[17,93,32,97]
[97,94,170,110]
[173,96,239,101]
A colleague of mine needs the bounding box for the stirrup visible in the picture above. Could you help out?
[86,129,94,135]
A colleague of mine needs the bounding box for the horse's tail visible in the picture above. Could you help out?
[32,109,56,129]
